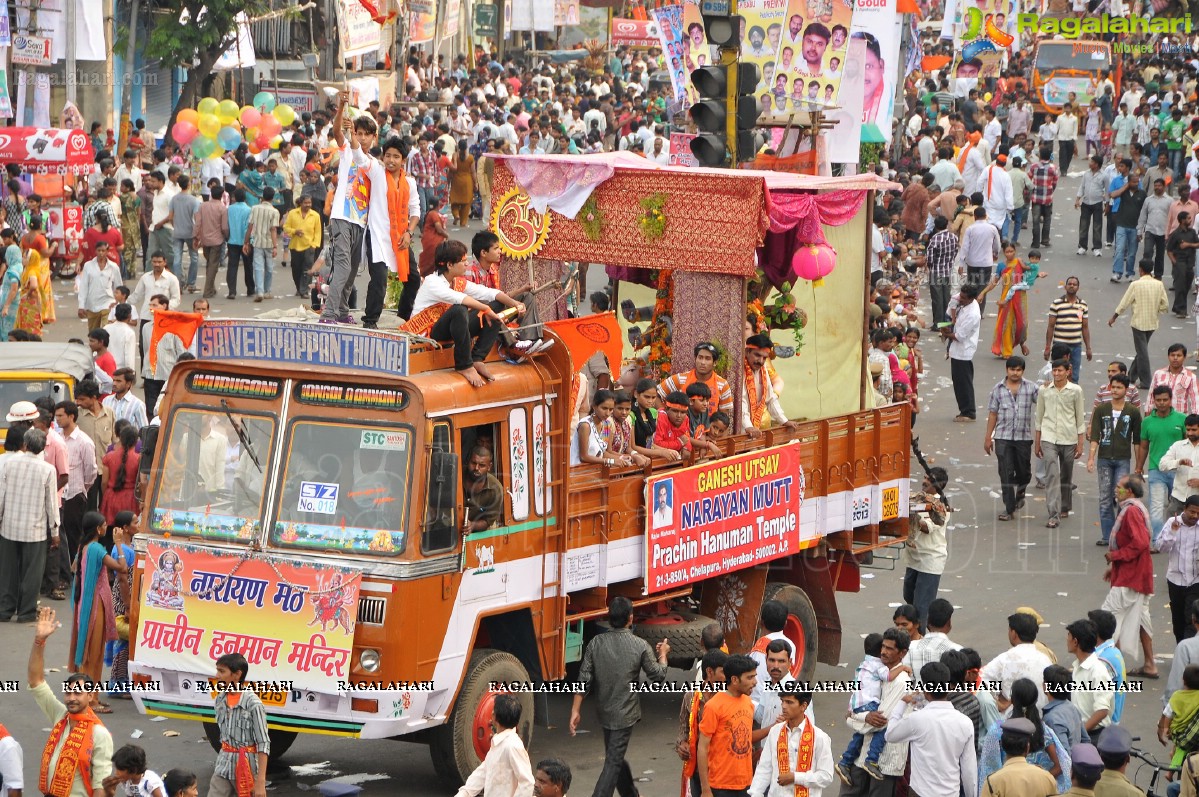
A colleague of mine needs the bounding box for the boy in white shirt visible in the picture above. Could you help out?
[104,744,165,797]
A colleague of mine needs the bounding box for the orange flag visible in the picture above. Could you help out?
[544,312,624,375]
[149,311,203,372]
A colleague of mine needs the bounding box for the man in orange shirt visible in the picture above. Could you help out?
[659,342,734,417]
[698,654,758,797]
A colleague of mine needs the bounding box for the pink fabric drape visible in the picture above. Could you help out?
[760,190,869,288]
[506,159,615,218]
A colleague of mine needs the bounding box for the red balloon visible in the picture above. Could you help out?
[258,115,282,137]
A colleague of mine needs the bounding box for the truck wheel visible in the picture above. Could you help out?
[429,649,534,788]
[202,722,297,761]
[631,609,711,669]
[763,583,819,681]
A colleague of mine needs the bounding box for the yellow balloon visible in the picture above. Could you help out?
[984,92,993,102]
[197,97,219,115]
[197,113,221,138]
[272,103,296,127]
[217,99,240,125]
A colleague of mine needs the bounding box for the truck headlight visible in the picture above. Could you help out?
[359,649,381,673]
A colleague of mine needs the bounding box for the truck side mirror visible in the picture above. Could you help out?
[139,425,159,477]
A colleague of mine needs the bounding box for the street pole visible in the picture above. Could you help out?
[119,0,140,155]
[66,0,77,104]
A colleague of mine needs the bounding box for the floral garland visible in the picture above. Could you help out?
[748,275,807,350]
[646,270,674,378]
[579,195,604,241]
[386,273,403,311]
[637,192,668,241]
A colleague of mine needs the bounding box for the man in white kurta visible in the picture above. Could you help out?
[455,694,534,797]
[750,692,834,797]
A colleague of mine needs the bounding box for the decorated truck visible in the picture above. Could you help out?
[128,157,911,786]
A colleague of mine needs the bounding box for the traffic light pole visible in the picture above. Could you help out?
[720,0,738,166]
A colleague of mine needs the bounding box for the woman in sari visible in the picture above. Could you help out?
[69,511,128,705]
[21,216,54,325]
[991,242,1032,358]
[106,510,137,696]
[0,228,22,340]
[978,678,1072,794]
[15,241,44,337]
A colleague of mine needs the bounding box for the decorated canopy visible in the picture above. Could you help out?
[488,152,898,276]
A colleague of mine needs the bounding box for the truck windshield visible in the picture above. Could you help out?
[271,421,412,555]
[1034,43,1110,72]
[150,408,276,541]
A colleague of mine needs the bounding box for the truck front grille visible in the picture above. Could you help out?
[357,596,386,625]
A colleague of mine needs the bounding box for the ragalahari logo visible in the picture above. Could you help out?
[1017,13,1192,36]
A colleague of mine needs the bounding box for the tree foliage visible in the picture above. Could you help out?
[145,0,269,140]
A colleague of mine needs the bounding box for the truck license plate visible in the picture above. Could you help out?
[881,487,899,521]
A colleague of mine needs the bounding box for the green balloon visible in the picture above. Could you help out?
[191,136,217,159]
[253,91,277,112]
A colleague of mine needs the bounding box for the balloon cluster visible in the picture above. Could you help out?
[170,91,298,159]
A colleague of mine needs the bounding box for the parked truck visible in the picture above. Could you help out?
[128,316,910,787]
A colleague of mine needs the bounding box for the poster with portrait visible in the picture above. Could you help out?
[825,37,865,163]
[555,0,581,26]
[848,0,901,144]
[950,0,1013,82]
[740,0,786,98]
[767,0,853,117]
[653,5,692,108]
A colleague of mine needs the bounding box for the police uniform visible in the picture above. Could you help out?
[1093,727,1144,797]
[980,719,1058,797]
[1069,742,1104,797]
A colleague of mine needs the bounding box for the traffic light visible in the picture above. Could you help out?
[688,62,761,167]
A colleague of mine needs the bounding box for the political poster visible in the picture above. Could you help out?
[739,0,786,102]
[555,0,581,26]
[644,443,803,594]
[670,132,699,166]
[950,0,1013,81]
[825,37,865,162]
[444,0,462,37]
[767,0,853,117]
[848,0,902,145]
[652,5,690,107]
[137,541,361,694]
[409,0,437,43]
[337,0,383,58]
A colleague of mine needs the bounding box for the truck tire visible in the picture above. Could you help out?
[202,722,297,761]
[762,583,819,682]
[429,649,535,788]
[631,609,711,669]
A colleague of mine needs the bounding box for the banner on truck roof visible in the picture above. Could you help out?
[644,442,804,594]
[137,541,361,694]
[197,319,410,375]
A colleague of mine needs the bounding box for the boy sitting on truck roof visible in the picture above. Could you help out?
[402,240,526,387]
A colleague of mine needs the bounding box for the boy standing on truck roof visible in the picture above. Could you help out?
[210,653,269,797]
[319,92,372,327]
[570,597,669,797]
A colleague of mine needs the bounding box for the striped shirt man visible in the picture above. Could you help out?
[1151,367,1199,415]
[1047,296,1088,345]
[0,451,60,542]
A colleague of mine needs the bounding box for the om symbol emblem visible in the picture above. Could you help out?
[491,188,551,260]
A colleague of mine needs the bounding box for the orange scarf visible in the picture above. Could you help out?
[682,691,703,785]
[745,365,766,427]
[386,169,412,282]
[401,276,467,337]
[40,707,100,797]
[777,718,817,797]
[957,143,975,172]
[750,634,774,655]
[220,741,258,797]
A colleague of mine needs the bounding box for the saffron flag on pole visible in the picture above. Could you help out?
[544,312,623,375]
[149,312,203,372]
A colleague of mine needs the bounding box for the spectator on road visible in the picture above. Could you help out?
[0,428,59,622]
[1109,259,1169,390]
[1035,359,1086,529]
[455,694,534,797]
[985,356,1039,522]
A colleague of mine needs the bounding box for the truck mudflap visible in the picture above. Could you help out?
[129,665,447,739]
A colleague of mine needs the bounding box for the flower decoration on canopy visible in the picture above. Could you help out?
[637,192,668,241]
[579,195,604,241]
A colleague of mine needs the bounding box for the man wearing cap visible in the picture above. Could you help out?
[659,343,733,417]
[1159,496,1199,642]
[743,335,798,437]
[0,427,59,623]
[980,718,1057,797]
[1094,726,1140,797]
[27,606,113,797]
[1070,743,1104,795]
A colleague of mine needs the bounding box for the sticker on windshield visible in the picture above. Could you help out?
[361,430,407,451]
[298,481,339,514]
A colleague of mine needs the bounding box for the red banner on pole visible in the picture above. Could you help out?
[610,17,660,46]
[644,441,803,594]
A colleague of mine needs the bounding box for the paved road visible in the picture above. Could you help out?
[1,175,1193,796]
